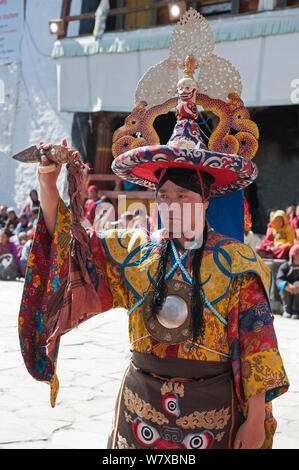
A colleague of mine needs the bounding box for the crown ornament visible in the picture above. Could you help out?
[112,8,258,167]
[134,8,242,108]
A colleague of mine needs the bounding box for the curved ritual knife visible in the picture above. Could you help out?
[12,144,69,173]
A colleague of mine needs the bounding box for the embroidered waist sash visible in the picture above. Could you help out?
[131,350,231,379]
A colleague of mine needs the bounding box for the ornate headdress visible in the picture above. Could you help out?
[111,8,259,198]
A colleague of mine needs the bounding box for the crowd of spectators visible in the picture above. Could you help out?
[0,190,39,280]
[1,186,298,321]
[255,203,299,320]
[81,184,152,232]
[0,185,153,281]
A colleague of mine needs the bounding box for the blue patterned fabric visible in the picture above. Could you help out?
[207,190,245,242]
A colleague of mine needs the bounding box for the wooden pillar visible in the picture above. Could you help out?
[231,0,240,14]
[59,0,72,38]
[94,112,117,189]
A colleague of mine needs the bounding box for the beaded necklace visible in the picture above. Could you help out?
[127,237,227,326]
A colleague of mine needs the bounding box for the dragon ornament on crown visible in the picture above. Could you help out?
[112,8,259,162]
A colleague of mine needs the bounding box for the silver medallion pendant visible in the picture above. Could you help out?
[157,295,188,328]
[142,279,192,344]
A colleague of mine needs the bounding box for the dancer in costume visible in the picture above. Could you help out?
[16,10,289,450]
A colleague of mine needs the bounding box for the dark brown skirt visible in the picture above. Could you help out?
[107,351,244,449]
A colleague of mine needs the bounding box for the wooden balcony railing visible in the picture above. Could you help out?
[87,174,155,201]
[54,0,299,39]
[54,0,296,38]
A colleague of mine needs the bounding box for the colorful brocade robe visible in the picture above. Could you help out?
[18,199,289,448]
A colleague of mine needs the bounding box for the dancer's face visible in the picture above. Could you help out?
[157,179,209,245]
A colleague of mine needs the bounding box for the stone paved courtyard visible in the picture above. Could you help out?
[0,280,298,449]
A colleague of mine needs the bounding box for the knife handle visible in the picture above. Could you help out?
[38,163,57,173]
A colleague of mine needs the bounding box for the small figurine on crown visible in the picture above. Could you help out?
[169,54,205,149]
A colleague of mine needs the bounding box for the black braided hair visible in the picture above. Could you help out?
[151,222,208,343]
[151,239,172,316]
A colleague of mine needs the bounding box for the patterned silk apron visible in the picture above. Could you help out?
[107,351,244,449]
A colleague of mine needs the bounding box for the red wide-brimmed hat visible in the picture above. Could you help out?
[112,102,258,197]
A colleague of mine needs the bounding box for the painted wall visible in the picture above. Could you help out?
[0,0,82,212]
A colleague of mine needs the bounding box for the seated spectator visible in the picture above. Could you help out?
[286,203,296,223]
[257,210,295,259]
[19,230,34,277]
[290,204,299,234]
[84,185,99,225]
[276,244,299,319]
[0,205,8,228]
[0,227,21,278]
[13,213,31,235]
[93,196,115,231]
[5,208,19,231]
[21,189,40,223]
[30,206,40,229]
[17,231,28,257]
